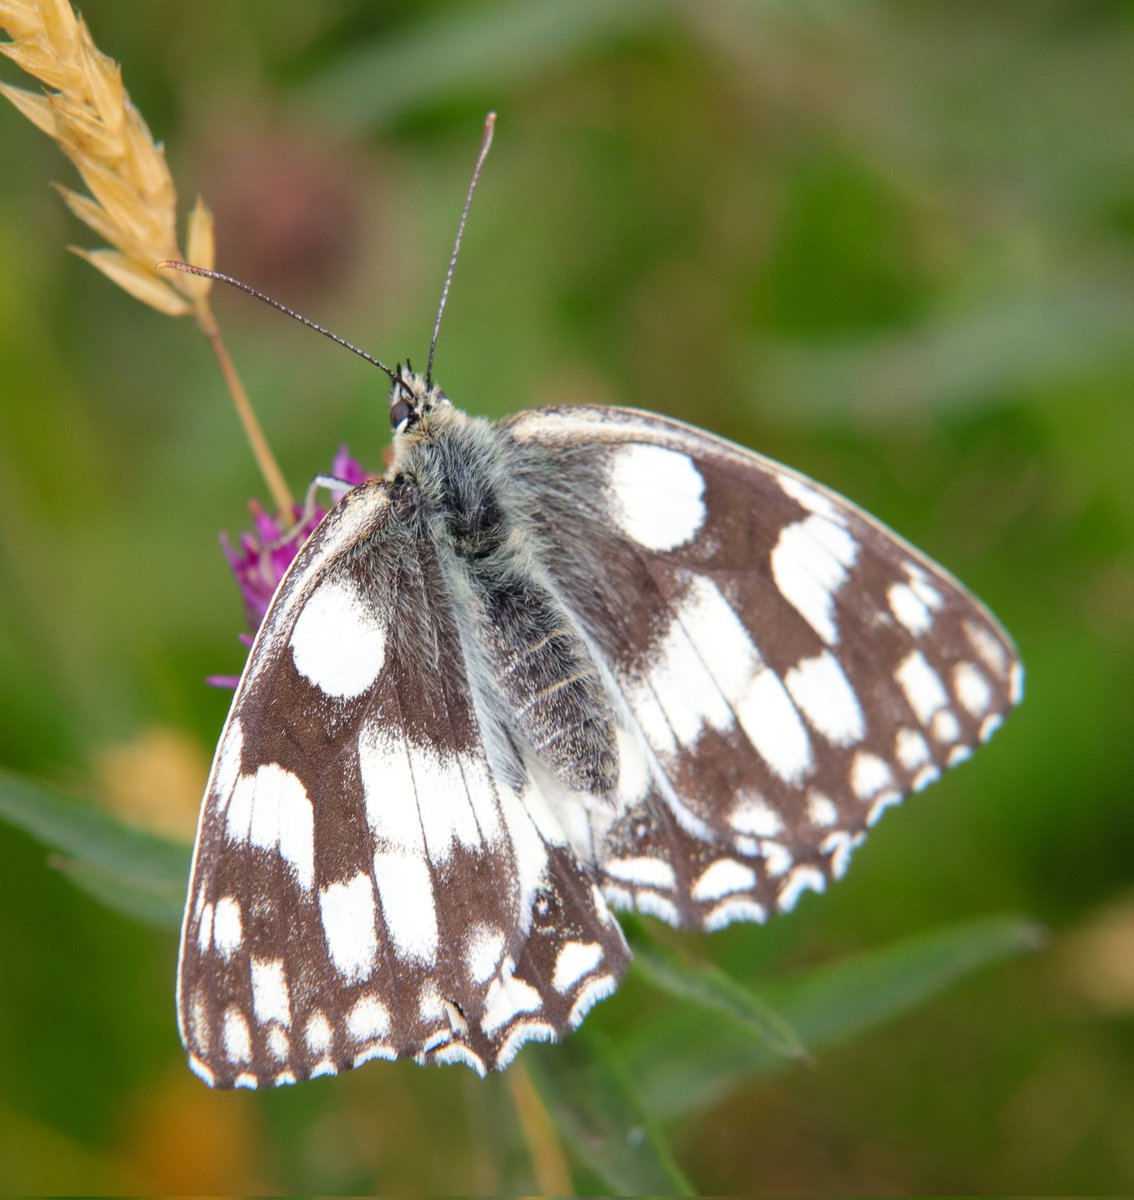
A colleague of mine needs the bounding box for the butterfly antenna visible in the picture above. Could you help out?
[157,261,398,383]
[426,112,496,386]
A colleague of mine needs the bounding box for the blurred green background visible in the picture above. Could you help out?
[1,0,1133,1192]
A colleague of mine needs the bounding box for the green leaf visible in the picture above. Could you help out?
[0,767,190,925]
[56,859,186,928]
[527,1031,694,1196]
[624,914,1043,1121]
[301,0,665,131]
[628,929,811,1064]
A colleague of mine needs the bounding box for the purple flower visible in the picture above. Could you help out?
[210,448,375,687]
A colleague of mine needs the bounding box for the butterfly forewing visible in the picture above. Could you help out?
[178,480,629,1088]
[503,406,1021,928]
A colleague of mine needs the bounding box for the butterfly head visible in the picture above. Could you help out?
[389,362,450,437]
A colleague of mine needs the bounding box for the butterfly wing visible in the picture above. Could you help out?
[502,406,1022,929]
[178,480,628,1087]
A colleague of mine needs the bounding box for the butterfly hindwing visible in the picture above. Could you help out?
[177,480,629,1087]
[503,405,1022,928]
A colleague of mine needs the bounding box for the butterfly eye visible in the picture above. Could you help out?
[390,399,412,429]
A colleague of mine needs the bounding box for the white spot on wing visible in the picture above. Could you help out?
[908,571,944,613]
[953,661,993,716]
[460,756,503,845]
[359,724,421,853]
[779,473,842,520]
[896,727,931,772]
[895,650,949,724]
[625,681,678,760]
[568,974,618,1027]
[496,1021,556,1069]
[677,576,762,708]
[851,752,893,800]
[197,902,214,954]
[347,995,390,1041]
[1009,661,1024,703]
[466,924,505,984]
[632,891,680,925]
[705,898,767,931]
[360,726,482,864]
[305,1010,332,1054]
[888,582,933,636]
[691,858,757,902]
[636,607,734,747]
[225,774,253,843]
[413,746,482,861]
[496,783,550,914]
[729,792,783,837]
[912,764,941,792]
[737,666,814,783]
[964,620,1009,677]
[807,791,838,828]
[373,852,439,964]
[867,790,903,826]
[251,958,291,1027]
[481,973,542,1035]
[223,1006,251,1063]
[430,1042,486,1075]
[244,763,315,891]
[354,1044,396,1069]
[771,515,857,645]
[444,999,468,1035]
[785,651,866,746]
[932,709,961,744]
[188,1056,215,1087]
[552,941,603,993]
[290,575,386,699]
[267,1026,289,1062]
[319,872,378,982]
[604,856,676,889]
[608,443,706,551]
[760,840,794,876]
[213,896,242,959]
[615,725,652,804]
[822,830,859,878]
[214,718,244,806]
[979,713,1003,742]
[778,865,826,912]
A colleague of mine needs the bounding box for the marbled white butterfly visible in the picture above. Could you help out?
[175,118,1021,1089]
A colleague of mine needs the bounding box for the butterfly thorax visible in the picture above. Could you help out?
[390,401,618,798]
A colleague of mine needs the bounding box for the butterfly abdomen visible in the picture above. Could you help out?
[411,416,619,798]
[479,575,617,795]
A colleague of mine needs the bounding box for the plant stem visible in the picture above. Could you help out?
[193,296,294,515]
[508,1062,573,1196]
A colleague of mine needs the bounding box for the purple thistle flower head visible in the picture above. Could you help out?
[214,448,375,683]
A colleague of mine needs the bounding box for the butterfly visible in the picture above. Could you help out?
[174,119,1021,1089]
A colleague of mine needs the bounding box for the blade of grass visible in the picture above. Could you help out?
[526,1031,694,1196]
[628,930,811,1063]
[624,914,1043,1121]
[0,767,190,922]
[51,857,186,927]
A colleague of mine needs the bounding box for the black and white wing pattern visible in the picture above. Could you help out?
[178,481,628,1088]
[503,406,1022,931]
